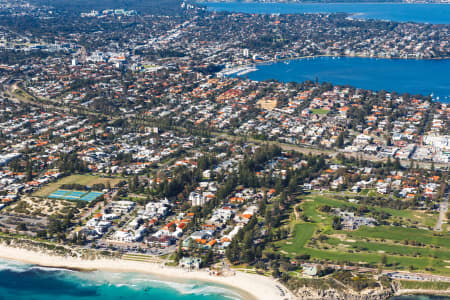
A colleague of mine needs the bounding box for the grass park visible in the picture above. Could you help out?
[399,280,450,290]
[33,174,123,198]
[275,194,450,275]
[310,108,329,115]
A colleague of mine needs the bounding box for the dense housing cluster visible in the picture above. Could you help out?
[0,0,449,297]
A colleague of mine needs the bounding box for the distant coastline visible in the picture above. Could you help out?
[198,1,449,4]
[222,54,450,74]
[221,55,450,102]
[202,2,450,24]
[252,54,450,66]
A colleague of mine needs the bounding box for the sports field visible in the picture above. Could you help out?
[33,174,122,197]
[48,190,104,202]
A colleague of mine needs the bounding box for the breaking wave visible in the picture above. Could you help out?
[0,258,243,299]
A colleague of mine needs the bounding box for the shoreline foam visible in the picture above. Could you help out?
[0,244,292,300]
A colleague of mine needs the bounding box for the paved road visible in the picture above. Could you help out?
[3,82,445,171]
[305,262,450,283]
[435,188,449,231]
[212,133,444,171]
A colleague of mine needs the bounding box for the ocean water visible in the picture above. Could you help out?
[0,258,449,300]
[0,259,242,300]
[232,57,450,103]
[391,297,450,300]
[203,2,450,24]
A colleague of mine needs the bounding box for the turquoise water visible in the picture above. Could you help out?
[48,190,104,202]
[232,57,450,103]
[0,258,449,300]
[0,259,241,300]
[203,3,450,24]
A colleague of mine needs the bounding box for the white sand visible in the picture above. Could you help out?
[0,244,293,300]
[396,289,450,296]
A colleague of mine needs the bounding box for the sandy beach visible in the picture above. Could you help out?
[395,289,450,297]
[0,244,293,300]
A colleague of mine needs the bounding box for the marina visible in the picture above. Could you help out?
[218,66,258,77]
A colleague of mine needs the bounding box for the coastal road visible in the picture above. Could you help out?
[313,262,450,283]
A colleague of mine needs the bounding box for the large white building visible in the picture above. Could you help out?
[423,135,450,151]
[189,192,206,206]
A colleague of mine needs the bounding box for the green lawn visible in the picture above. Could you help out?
[302,201,329,224]
[399,280,450,290]
[281,237,450,275]
[279,223,316,254]
[305,194,436,229]
[311,108,329,115]
[342,240,450,260]
[275,194,450,275]
[33,174,123,197]
[347,226,450,249]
